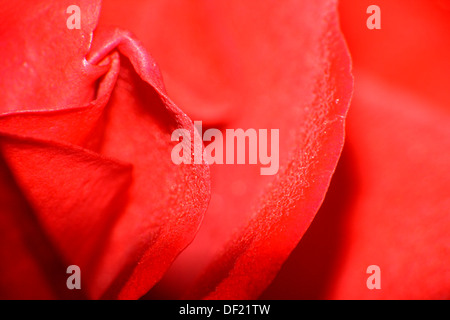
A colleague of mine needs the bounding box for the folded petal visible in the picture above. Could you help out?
[0,2,211,299]
[0,51,118,151]
[141,0,353,299]
[80,28,211,299]
[99,0,244,123]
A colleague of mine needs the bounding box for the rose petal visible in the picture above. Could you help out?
[263,0,450,298]
[0,0,103,112]
[259,147,355,299]
[77,28,211,299]
[326,75,450,299]
[338,0,450,111]
[140,0,353,299]
[0,133,133,298]
[329,0,450,299]
[0,51,118,151]
[0,154,80,299]
[0,2,210,299]
[99,0,244,124]
[263,94,450,299]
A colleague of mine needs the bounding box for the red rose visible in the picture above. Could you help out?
[1,0,448,300]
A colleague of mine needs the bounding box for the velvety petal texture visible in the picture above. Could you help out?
[101,0,352,299]
[0,0,355,300]
[0,0,210,299]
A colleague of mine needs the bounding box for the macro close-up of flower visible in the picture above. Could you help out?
[0,0,448,300]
